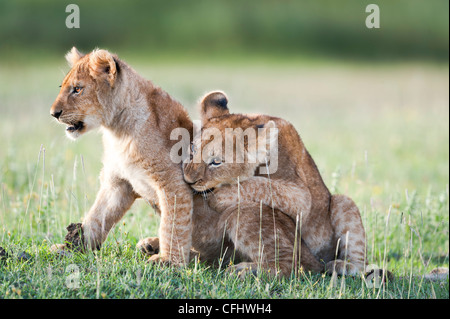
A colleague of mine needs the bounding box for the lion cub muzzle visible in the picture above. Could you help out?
[51,109,63,119]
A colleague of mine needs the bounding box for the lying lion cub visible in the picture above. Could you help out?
[50,47,194,265]
[183,91,367,275]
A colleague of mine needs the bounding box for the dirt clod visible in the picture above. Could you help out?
[64,223,85,252]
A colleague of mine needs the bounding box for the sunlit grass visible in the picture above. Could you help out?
[0,59,448,298]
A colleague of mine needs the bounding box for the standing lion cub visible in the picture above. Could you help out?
[50,47,194,265]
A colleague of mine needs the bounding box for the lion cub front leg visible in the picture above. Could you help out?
[209,177,312,225]
[147,180,194,266]
[82,175,138,250]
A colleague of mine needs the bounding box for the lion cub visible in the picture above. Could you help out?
[50,47,194,265]
[183,91,367,275]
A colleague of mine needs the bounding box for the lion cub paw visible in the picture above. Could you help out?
[325,259,360,276]
[226,262,258,279]
[50,243,73,258]
[136,237,160,256]
[146,254,172,267]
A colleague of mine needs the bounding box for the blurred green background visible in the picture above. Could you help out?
[0,0,448,61]
[0,0,448,294]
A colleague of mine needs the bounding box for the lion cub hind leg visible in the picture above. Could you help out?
[298,238,325,274]
[327,195,367,276]
[146,180,194,266]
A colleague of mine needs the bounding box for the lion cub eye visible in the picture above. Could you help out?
[190,143,197,155]
[209,158,222,167]
[73,86,83,94]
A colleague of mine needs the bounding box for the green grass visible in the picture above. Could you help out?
[0,58,448,299]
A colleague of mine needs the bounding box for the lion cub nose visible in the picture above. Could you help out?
[51,110,63,119]
[183,175,197,185]
[183,168,199,185]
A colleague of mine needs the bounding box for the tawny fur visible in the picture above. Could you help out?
[182,91,367,275]
[51,47,195,265]
[50,48,322,275]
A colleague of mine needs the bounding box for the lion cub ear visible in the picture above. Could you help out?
[88,49,118,87]
[200,91,230,122]
[65,47,85,67]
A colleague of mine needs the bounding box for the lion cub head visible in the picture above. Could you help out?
[50,47,119,139]
[182,91,276,193]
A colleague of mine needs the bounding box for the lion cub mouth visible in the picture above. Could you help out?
[66,121,84,132]
[192,188,215,196]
